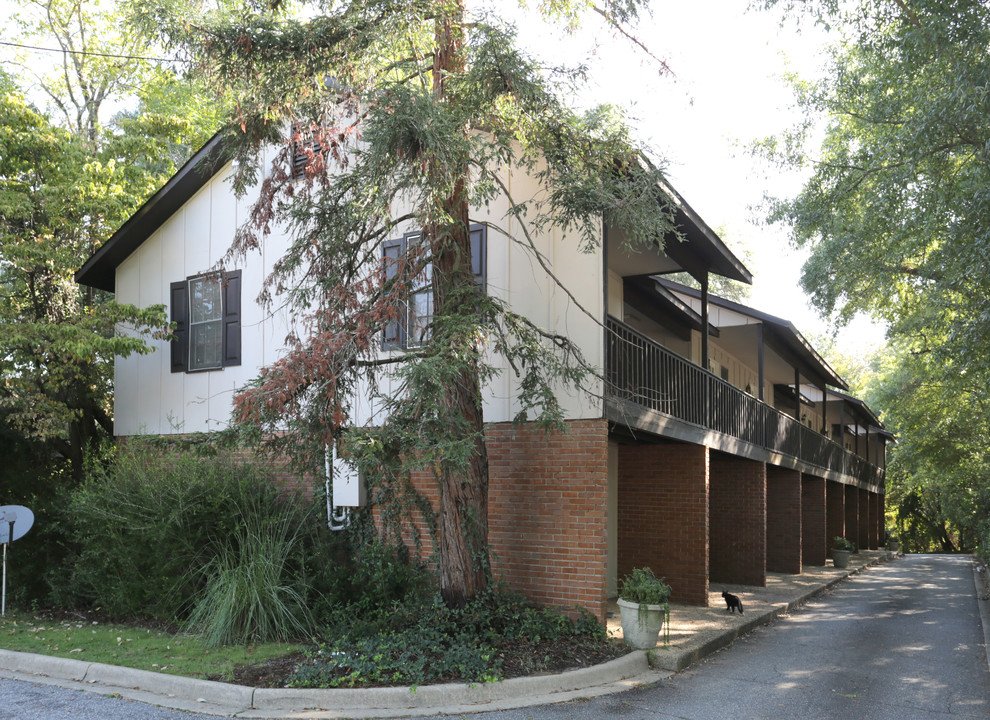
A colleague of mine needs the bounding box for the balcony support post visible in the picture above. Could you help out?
[701,274,710,427]
[757,324,765,401]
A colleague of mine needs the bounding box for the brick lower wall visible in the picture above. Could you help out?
[767,466,802,574]
[617,441,710,606]
[710,454,766,587]
[877,493,886,546]
[826,481,845,556]
[844,484,860,548]
[801,475,827,566]
[487,419,609,620]
[858,488,871,549]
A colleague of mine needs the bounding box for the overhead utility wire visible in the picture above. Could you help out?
[0,40,184,64]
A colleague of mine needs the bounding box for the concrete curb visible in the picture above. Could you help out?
[0,645,662,718]
[246,652,659,718]
[973,559,990,673]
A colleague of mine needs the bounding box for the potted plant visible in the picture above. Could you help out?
[886,532,901,552]
[617,567,671,649]
[832,536,855,568]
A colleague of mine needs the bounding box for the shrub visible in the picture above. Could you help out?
[59,442,312,621]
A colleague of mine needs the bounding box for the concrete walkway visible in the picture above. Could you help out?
[0,550,910,718]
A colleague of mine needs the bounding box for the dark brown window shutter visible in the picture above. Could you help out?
[170,280,188,373]
[470,224,486,289]
[223,270,242,367]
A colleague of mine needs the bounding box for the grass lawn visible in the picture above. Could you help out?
[0,610,302,681]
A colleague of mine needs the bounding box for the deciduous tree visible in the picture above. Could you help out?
[759,0,990,556]
[0,0,223,478]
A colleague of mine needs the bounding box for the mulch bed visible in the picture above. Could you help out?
[221,637,628,688]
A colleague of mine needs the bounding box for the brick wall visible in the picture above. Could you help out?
[710,454,766,587]
[767,466,802,574]
[487,419,609,620]
[396,419,610,620]
[617,441,710,606]
[844,484,859,548]
[858,488,871,549]
[801,475,827,566]
[826,480,845,556]
[867,492,880,549]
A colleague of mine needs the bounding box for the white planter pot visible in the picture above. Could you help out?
[617,597,667,649]
[832,548,851,568]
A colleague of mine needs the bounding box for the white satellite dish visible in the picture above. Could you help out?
[0,504,34,616]
[0,506,34,543]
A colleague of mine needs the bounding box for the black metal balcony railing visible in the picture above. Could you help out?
[606,316,883,488]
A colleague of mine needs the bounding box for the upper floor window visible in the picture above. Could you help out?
[382,225,486,350]
[170,270,242,373]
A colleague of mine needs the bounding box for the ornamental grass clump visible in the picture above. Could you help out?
[185,511,316,648]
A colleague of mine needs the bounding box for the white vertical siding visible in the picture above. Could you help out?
[113,153,606,436]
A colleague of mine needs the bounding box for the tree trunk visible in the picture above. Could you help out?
[430,2,491,608]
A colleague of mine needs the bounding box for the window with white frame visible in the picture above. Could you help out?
[188,276,224,371]
[382,225,486,350]
[170,270,242,373]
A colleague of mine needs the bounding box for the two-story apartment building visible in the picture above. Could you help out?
[76,130,889,619]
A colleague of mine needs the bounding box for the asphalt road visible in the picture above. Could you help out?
[0,554,987,720]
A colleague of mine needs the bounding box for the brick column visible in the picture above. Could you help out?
[802,474,827,566]
[767,466,802,574]
[868,492,880,549]
[617,441,709,606]
[826,481,845,556]
[844,484,859,548]
[487,419,609,620]
[878,493,887,546]
[858,488,871,549]
[710,454,766,587]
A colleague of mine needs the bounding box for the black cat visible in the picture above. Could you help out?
[721,591,744,614]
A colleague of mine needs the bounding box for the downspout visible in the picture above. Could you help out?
[602,218,609,420]
[821,381,828,436]
[840,402,846,448]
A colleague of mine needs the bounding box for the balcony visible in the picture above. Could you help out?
[605,316,884,491]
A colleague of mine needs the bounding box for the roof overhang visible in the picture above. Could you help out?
[658,278,848,391]
[75,130,230,291]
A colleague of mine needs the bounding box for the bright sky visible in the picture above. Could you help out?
[506,0,886,360]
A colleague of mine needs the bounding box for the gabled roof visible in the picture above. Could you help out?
[829,389,887,432]
[657,278,849,391]
[75,130,230,291]
[77,131,752,293]
[621,275,720,340]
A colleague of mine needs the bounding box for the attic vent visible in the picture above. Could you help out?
[291,123,326,179]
